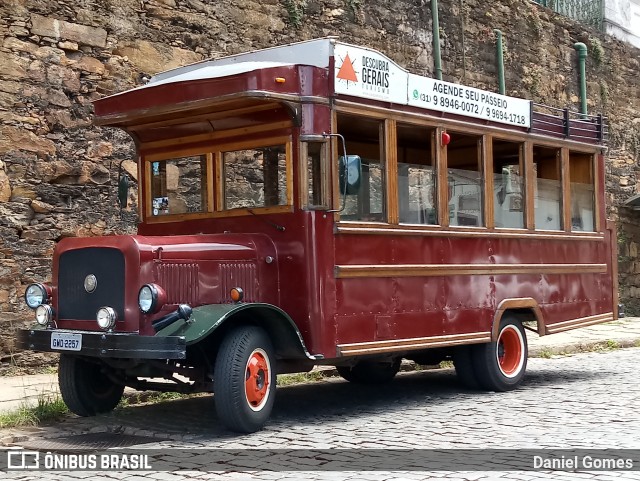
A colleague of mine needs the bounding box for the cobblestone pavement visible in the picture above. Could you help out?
[2,348,640,480]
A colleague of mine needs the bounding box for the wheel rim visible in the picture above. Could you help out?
[496,325,525,378]
[245,348,271,412]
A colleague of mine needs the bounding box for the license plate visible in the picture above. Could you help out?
[50,332,82,351]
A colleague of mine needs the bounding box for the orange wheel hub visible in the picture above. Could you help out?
[245,350,270,409]
[497,326,523,377]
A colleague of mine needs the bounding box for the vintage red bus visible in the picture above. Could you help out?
[18,38,616,433]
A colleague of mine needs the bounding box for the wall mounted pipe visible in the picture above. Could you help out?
[573,42,588,116]
[431,0,443,80]
[494,29,505,95]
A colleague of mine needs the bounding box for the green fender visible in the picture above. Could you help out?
[154,303,318,360]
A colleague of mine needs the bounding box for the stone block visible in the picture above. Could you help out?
[36,160,74,182]
[0,203,34,230]
[10,186,37,201]
[87,141,113,158]
[166,163,180,191]
[0,51,29,80]
[46,64,81,92]
[79,161,110,185]
[74,56,105,75]
[121,160,139,181]
[3,37,38,54]
[0,126,56,157]
[58,40,79,51]
[0,170,11,202]
[31,199,54,214]
[30,14,107,48]
[113,40,202,75]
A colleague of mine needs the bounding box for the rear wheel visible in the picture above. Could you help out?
[58,354,124,416]
[472,317,528,391]
[214,326,276,433]
[336,358,401,384]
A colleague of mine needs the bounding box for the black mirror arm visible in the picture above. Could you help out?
[322,133,349,214]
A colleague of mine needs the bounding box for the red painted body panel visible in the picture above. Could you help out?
[63,46,614,363]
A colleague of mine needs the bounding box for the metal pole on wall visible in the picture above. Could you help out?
[431,0,443,80]
[494,29,505,95]
[573,42,588,116]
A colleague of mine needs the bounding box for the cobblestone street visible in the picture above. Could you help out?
[2,347,640,480]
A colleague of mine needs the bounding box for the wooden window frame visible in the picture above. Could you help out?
[143,149,214,224]
[300,139,330,209]
[332,101,604,238]
[217,135,294,217]
[141,135,294,223]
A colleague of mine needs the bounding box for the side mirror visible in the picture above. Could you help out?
[339,155,362,195]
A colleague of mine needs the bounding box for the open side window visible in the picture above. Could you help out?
[533,146,563,231]
[397,123,437,225]
[148,154,210,218]
[447,133,484,227]
[336,114,386,222]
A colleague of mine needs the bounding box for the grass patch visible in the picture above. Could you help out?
[277,370,327,386]
[537,348,554,359]
[0,395,69,428]
[604,339,620,350]
[438,360,454,369]
[118,391,188,408]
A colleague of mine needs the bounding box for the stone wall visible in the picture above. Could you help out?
[1,0,639,365]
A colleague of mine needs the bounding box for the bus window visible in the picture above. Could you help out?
[493,139,524,229]
[223,143,287,210]
[447,133,483,227]
[533,146,562,230]
[337,114,386,222]
[149,155,208,216]
[569,151,595,232]
[397,123,437,225]
[304,141,329,208]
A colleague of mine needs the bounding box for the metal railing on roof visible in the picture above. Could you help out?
[532,0,603,30]
[531,103,608,144]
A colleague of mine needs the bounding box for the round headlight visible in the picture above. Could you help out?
[35,304,53,326]
[138,284,166,314]
[96,307,117,330]
[25,283,47,309]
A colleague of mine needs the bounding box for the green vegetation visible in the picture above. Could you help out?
[589,37,605,66]
[283,0,306,28]
[117,390,188,408]
[277,370,327,386]
[438,360,454,369]
[345,0,363,15]
[537,348,554,359]
[0,395,69,428]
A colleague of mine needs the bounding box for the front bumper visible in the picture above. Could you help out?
[17,328,186,360]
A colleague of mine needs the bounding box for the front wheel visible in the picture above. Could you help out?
[472,317,528,391]
[214,326,276,433]
[58,354,124,416]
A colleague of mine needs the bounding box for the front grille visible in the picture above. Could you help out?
[220,262,257,302]
[58,248,125,321]
[155,262,199,305]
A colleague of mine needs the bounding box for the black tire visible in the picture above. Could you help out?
[58,354,124,416]
[214,326,276,433]
[472,316,528,391]
[336,358,401,384]
[453,345,480,389]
